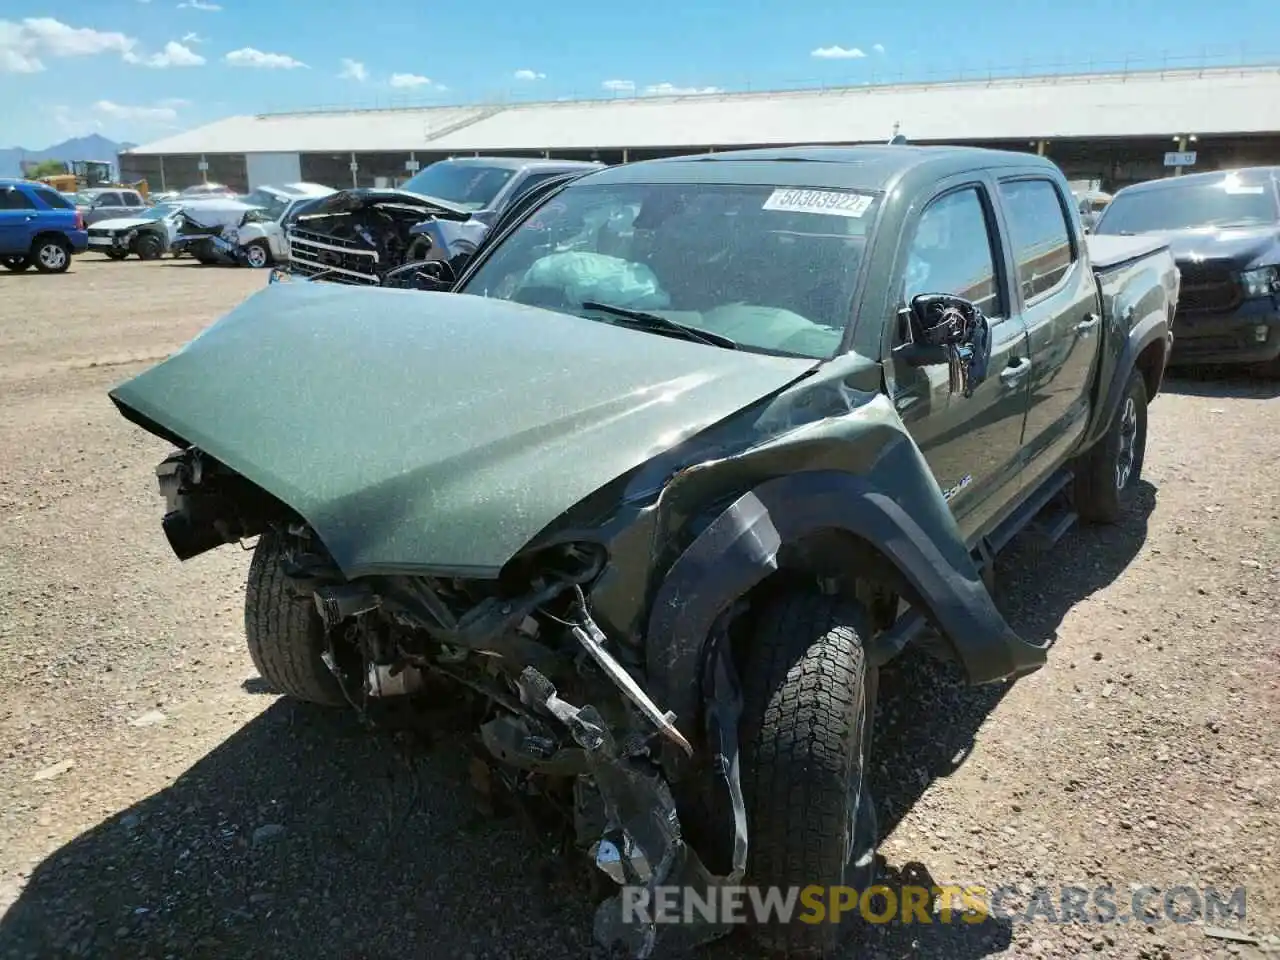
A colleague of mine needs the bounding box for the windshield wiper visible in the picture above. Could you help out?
[579,300,738,349]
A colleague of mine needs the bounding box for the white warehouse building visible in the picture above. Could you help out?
[119,64,1280,193]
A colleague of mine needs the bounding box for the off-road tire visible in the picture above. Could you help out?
[135,234,163,261]
[2,256,31,272]
[244,531,346,706]
[31,236,71,274]
[740,592,875,957]
[1075,367,1148,524]
[104,248,129,261]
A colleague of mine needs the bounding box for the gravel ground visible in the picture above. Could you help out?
[0,258,1277,960]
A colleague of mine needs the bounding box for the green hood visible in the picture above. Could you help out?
[110,282,817,577]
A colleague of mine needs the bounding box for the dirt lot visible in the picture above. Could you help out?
[0,258,1277,960]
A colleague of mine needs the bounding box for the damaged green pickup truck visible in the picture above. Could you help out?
[109,146,1179,958]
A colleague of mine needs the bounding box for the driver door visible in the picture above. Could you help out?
[886,179,1032,543]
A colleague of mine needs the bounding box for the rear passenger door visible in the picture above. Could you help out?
[887,178,1031,543]
[995,175,1102,481]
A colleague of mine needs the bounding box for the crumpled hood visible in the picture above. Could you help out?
[109,282,817,578]
[1145,225,1280,268]
[299,187,472,222]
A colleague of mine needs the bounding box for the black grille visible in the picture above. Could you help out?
[287,227,379,284]
[1176,260,1241,314]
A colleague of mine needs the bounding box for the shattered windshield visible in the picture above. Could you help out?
[401,162,517,211]
[458,181,879,359]
[237,189,290,220]
[1096,171,1280,234]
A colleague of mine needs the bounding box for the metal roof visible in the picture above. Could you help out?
[125,66,1280,157]
[583,144,1060,192]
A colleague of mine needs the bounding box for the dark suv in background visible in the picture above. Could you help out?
[1094,166,1280,375]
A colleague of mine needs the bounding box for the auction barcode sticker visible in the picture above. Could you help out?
[762,188,874,218]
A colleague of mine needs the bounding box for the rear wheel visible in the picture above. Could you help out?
[2,256,31,272]
[245,531,347,706]
[135,233,163,260]
[740,591,878,958]
[1075,367,1148,524]
[104,248,129,261]
[32,237,71,274]
[243,240,271,269]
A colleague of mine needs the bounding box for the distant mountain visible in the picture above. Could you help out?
[0,134,138,179]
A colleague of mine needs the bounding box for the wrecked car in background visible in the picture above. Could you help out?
[232,182,335,268]
[86,200,195,260]
[109,145,1177,958]
[168,198,265,264]
[1093,165,1280,375]
[285,156,601,285]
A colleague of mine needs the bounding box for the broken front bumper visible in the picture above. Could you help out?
[511,622,748,958]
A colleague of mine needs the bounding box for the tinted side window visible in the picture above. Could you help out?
[32,187,73,209]
[123,192,143,206]
[0,187,35,210]
[903,186,1003,320]
[97,192,122,206]
[508,171,574,204]
[999,179,1074,301]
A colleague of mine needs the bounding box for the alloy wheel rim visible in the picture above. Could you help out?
[247,246,267,267]
[39,244,66,270]
[1115,395,1138,491]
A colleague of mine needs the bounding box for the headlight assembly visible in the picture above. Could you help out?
[1239,266,1279,298]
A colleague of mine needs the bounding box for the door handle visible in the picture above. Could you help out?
[999,356,1031,387]
[1076,313,1101,335]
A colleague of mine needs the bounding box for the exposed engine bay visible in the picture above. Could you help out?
[153,446,750,958]
[286,189,473,285]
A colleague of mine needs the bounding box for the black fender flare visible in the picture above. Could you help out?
[645,470,1049,744]
[1082,310,1171,449]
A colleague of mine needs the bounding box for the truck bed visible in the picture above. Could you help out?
[1085,233,1170,273]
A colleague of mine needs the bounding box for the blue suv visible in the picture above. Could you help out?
[0,178,89,274]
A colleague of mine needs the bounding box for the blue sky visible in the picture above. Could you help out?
[0,0,1272,148]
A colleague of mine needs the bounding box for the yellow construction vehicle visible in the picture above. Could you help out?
[25,160,148,200]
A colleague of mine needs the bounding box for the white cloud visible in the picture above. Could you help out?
[873,42,885,54]
[0,17,138,72]
[338,57,367,81]
[513,68,545,81]
[643,82,722,96]
[182,31,203,43]
[95,99,178,122]
[811,45,866,59]
[157,97,191,108]
[389,72,432,88]
[126,40,204,67]
[225,47,306,68]
[177,0,222,9]
[601,78,635,92]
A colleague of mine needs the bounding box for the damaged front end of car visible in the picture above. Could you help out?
[149,443,747,958]
[284,188,473,285]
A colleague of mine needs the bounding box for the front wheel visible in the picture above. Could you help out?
[32,237,71,274]
[1075,367,1148,523]
[244,531,347,706]
[104,248,129,261]
[2,256,31,272]
[740,592,878,958]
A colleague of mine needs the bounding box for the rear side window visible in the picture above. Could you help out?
[999,179,1075,301]
[32,187,73,209]
[123,192,143,206]
[0,187,34,210]
[97,192,123,206]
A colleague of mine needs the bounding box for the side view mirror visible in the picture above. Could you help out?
[898,293,993,397]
